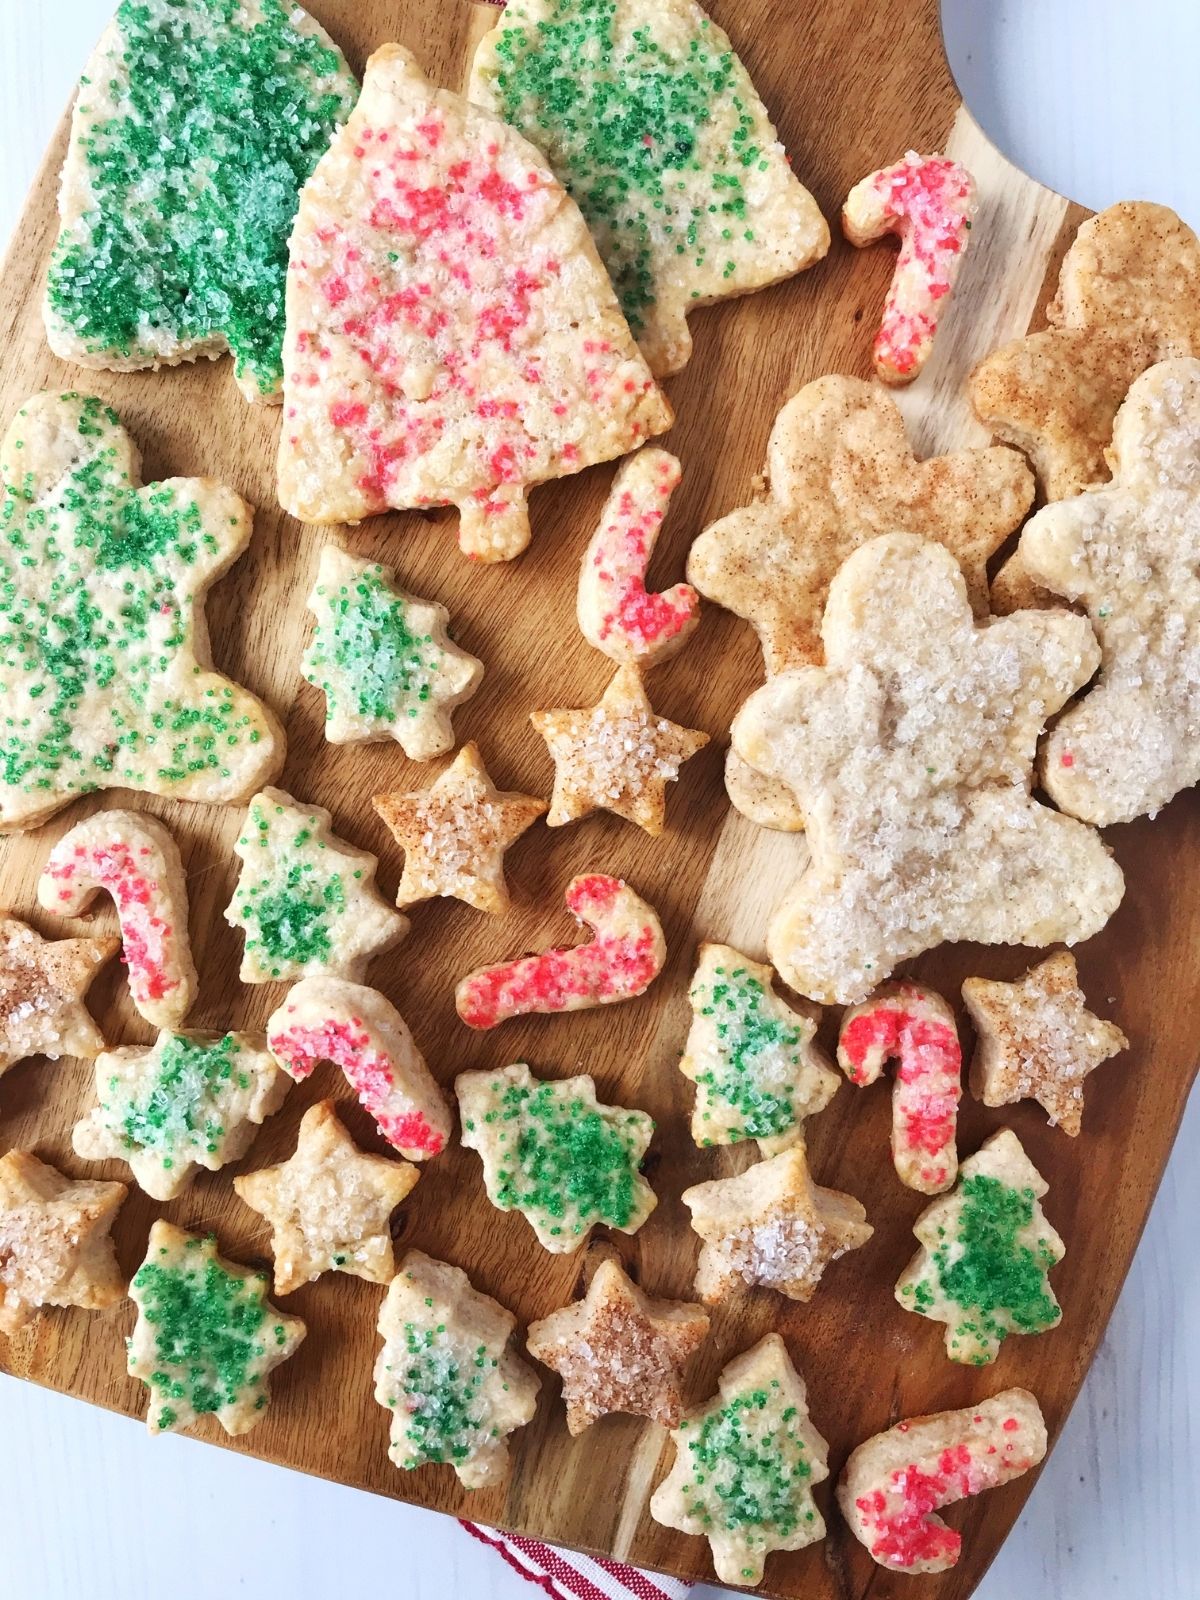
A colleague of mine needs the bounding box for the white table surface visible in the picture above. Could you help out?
[1,3,1197,1597]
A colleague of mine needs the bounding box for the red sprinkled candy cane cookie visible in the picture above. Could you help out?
[38,810,197,1030]
[843,153,976,385]
[266,976,451,1160]
[837,982,962,1193]
[838,1389,1047,1574]
[577,449,698,666]
[455,874,665,1029]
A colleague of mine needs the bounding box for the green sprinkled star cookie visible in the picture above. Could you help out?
[0,393,284,833]
[374,1248,540,1488]
[471,0,829,375]
[456,1062,656,1253]
[896,1128,1065,1365]
[225,787,408,983]
[650,1332,829,1586]
[128,1220,306,1435]
[73,1029,289,1201]
[302,543,483,759]
[45,0,357,400]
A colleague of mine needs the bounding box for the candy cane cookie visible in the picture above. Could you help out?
[837,982,962,1193]
[38,810,197,1029]
[455,873,665,1028]
[843,153,976,384]
[838,1389,1047,1573]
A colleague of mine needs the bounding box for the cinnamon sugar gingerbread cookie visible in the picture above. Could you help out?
[0,1150,126,1336]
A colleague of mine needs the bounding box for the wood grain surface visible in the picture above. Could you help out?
[1,3,1195,1598]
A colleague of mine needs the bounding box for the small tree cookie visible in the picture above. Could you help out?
[896,1129,1064,1365]
[0,1150,127,1335]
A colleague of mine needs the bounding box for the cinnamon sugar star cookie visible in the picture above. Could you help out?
[526,1257,709,1434]
[681,1144,872,1305]
[234,1099,418,1294]
[0,1150,126,1335]
[962,953,1127,1136]
[0,916,117,1078]
[373,742,545,915]
[531,664,707,835]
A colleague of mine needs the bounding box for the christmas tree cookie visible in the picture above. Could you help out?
[302,544,483,760]
[650,1333,829,1586]
[896,1129,1065,1365]
[225,788,408,983]
[45,0,356,400]
[375,1249,540,1488]
[680,944,838,1154]
[456,1062,657,1252]
[278,44,671,560]
[0,393,283,832]
[128,1221,306,1435]
[472,0,829,377]
[73,1029,289,1201]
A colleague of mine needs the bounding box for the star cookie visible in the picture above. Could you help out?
[681,1145,872,1304]
[226,788,408,983]
[302,544,483,760]
[373,742,546,916]
[128,1220,306,1435]
[731,534,1125,1003]
[895,1129,1064,1366]
[234,1099,418,1295]
[375,1248,540,1488]
[687,374,1033,673]
[526,1257,709,1434]
[73,1029,289,1201]
[530,664,708,835]
[649,1333,829,1586]
[962,953,1127,1136]
[456,1062,656,1253]
[0,1150,127,1336]
[680,944,838,1155]
[0,916,117,1078]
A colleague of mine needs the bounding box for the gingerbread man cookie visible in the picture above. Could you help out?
[0,916,117,1079]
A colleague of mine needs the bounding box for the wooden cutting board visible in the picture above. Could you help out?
[1,3,1196,1597]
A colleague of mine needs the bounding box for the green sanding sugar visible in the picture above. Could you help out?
[117,1033,243,1165]
[393,1323,500,1466]
[232,804,349,977]
[695,964,802,1142]
[304,566,445,726]
[679,1383,814,1539]
[46,0,356,394]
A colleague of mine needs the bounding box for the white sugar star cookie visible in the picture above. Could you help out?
[0,1150,127,1335]
[0,916,117,1078]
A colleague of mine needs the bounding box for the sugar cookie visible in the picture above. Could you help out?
[0,1150,126,1336]
[0,916,117,1078]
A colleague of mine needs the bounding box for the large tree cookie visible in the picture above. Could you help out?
[962,952,1127,1136]
[73,1029,289,1201]
[302,543,482,759]
[681,1144,872,1305]
[0,916,117,1079]
[45,0,356,401]
[456,1062,656,1253]
[838,1389,1047,1573]
[680,943,837,1154]
[375,1248,540,1488]
[731,534,1124,1004]
[687,374,1033,674]
[896,1129,1064,1365]
[0,1150,126,1336]
[471,0,829,377]
[226,788,407,983]
[128,1220,306,1435]
[650,1333,829,1586]
[278,44,671,559]
[0,393,283,832]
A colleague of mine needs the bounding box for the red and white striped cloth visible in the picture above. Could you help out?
[461,1522,692,1600]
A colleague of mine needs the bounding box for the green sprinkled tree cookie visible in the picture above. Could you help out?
[680,943,838,1154]
[374,1248,540,1488]
[650,1332,829,1585]
[456,1061,656,1252]
[471,0,829,376]
[0,393,284,832]
[896,1128,1065,1365]
[128,1220,306,1435]
[302,543,483,759]
[225,787,408,983]
[73,1028,289,1201]
[45,0,357,400]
